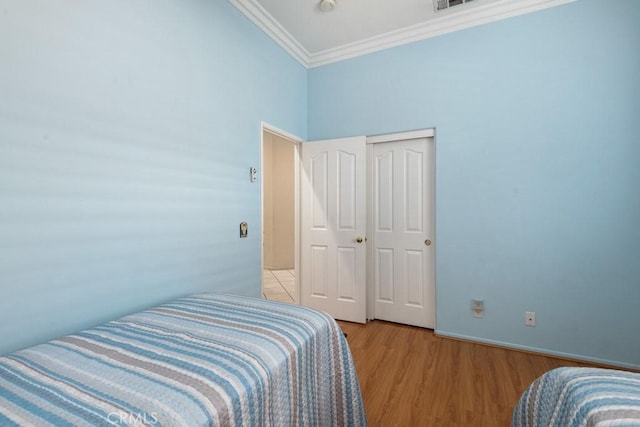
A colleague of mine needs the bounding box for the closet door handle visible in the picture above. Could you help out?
[425,239,432,246]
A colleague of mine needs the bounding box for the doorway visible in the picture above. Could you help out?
[261,126,300,303]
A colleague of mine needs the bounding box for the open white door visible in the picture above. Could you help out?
[300,137,367,323]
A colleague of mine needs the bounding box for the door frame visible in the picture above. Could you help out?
[365,128,436,322]
[260,122,303,303]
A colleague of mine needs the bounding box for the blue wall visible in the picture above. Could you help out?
[0,0,306,354]
[308,0,640,368]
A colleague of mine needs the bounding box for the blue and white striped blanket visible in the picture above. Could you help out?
[513,367,640,426]
[0,293,366,426]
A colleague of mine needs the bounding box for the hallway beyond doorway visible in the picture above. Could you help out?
[263,269,295,303]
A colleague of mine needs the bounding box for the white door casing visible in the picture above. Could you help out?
[300,137,367,323]
[369,135,435,328]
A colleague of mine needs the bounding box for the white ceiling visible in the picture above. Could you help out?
[229,0,576,67]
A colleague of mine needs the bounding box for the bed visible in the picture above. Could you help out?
[512,367,640,426]
[0,293,366,426]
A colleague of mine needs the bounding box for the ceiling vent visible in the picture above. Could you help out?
[434,0,476,12]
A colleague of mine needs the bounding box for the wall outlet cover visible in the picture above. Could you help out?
[525,311,536,326]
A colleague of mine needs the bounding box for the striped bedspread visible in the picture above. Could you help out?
[513,367,640,426]
[0,293,366,426]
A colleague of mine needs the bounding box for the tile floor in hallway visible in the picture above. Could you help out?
[263,269,295,303]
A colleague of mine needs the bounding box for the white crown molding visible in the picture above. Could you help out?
[230,0,577,69]
[308,0,578,67]
[229,0,310,67]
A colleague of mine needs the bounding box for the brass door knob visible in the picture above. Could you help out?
[356,237,364,243]
[425,239,432,246]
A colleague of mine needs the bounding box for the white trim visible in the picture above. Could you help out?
[229,0,310,67]
[293,140,300,304]
[367,128,435,144]
[309,0,577,67]
[230,0,576,69]
[260,121,305,143]
[435,330,640,371]
[365,143,375,321]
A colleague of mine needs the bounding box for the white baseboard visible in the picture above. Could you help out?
[435,329,639,371]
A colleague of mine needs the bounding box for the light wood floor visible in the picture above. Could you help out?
[338,320,603,427]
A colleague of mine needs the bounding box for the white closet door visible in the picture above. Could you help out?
[372,137,435,328]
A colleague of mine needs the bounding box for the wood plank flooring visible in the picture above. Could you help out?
[338,320,604,427]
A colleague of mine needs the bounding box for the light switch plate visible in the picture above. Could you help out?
[472,299,484,318]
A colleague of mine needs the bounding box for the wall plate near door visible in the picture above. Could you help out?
[525,311,536,326]
[472,299,484,318]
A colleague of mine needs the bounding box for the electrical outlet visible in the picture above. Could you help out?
[472,299,484,318]
[525,311,536,326]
